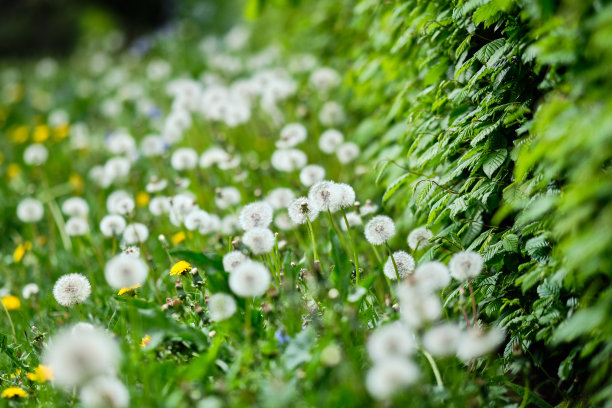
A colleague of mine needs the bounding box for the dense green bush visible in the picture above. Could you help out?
[251,0,612,405]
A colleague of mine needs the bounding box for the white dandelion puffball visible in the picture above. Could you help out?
[61,197,89,217]
[336,142,360,164]
[17,198,44,223]
[396,285,442,328]
[104,157,131,181]
[365,358,419,400]
[319,129,343,154]
[145,177,168,193]
[215,186,241,209]
[309,67,341,92]
[71,322,96,335]
[270,148,307,172]
[336,183,356,209]
[239,201,273,230]
[365,215,396,245]
[414,261,451,291]
[359,200,378,216]
[208,293,238,322]
[449,250,484,281]
[274,213,295,230]
[277,122,307,148]
[23,143,49,165]
[319,101,346,127]
[221,215,240,235]
[308,180,341,212]
[242,228,275,255]
[340,211,361,231]
[122,223,149,244]
[423,324,462,357]
[104,254,148,289]
[383,251,415,280]
[65,217,90,237]
[456,326,505,362]
[266,188,295,210]
[100,214,126,237]
[106,191,134,215]
[229,261,271,297]
[407,227,433,250]
[299,165,326,187]
[367,321,415,362]
[199,147,230,168]
[288,197,320,224]
[140,135,166,157]
[184,209,211,231]
[171,147,198,170]
[43,326,120,388]
[149,196,172,216]
[53,273,91,307]
[80,376,129,408]
[223,251,248,273]
[22,283,40,299]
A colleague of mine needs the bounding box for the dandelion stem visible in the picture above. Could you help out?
[468,279,478,326]
[421,348,444,389]
[326,209,347,251]
[385,243,401,282]
[341,209,360,284]
[0,298,17,342]
[305,215,319,263]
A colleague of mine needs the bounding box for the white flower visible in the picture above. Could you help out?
[242,228,275,255]
[184,209,211,231]
[23,144,49,165]
[65,217,89,236]
[383,251,415,280]
[359,200,378,216]
[336,142,359,164]
[100,214,126,237]
[340,211,361,231]
[308,180,341,212]
[148,196,172,216]
[106,191,134,215]
[229,261,271,297]
[319,129,343,154]
[364,215,396,245]
[140,135,166,157]
[265,188,295,210]
[106,132,135,155]
[456,326,505,362]
[43,326,120,388]
[22,283,39,299]
[104,254,148,289]
[104,157,131,181]
[223,251,248,273]
[121,246,140,258]
[208,293,237,321]
[449,251,483,281]
[80,376,129,408]
[299,165,326,186]
[367,322,415,362]
[62,197,89,217]
[414,261,450,292]
[221,215,240,235]
[199,147,230,168]
[17,198,44,223]
[309,67,340,92]
[274,213,295,230]
[335,183,355,209]
[171,147,198,171]
[407,227,433,250]
[122,223,149,244]
[277,123,307,148]
[365,358,419,400]
[145,177,168,193]
[53,273,91,306]
[423,324,461,357]
[215,187,241,209]
[396,284,442,328]
[287,197,320,224]
[319,101,345,126]
[239,201,273,230]
[270,148,307,172]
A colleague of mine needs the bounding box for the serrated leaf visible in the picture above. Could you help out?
[502,233,519,252]
[382,173,412,203]
[483,149,507,178]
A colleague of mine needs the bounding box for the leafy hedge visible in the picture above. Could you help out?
[252,0,612,405]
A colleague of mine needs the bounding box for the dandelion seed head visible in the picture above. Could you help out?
[396,284,442,327]
[336,183,356,209]
[423,324,461,357]
[242,228,275,254]
[140,135,166,157]
[274,212,295,230]
[99,215,126,238]
[104,254,148,289]
[80,376,129,408]
[367,322,415,362]
[364,215,395,245]
[449,251,483,281]
[319,101,345,127]
[215,186,241,209]
[22,283,39,299]
[407,227,433,250]
[148,196,172,216]
[223,251,248,273]
[456,326,505,362]
[17,198,44,223]
[287,197,320,224]
[221,215,240,235]
[229,261,271,297]
[308,180,341,212]
[414,261,450,292]
[184,209,211,231]
[277,123,307,148]
[336,142,359,164]
[24,144,49,165]
[265,188,295,210]
[270,148,307,172]
[62,197,89,218]
[65,217,89,237]
[309,67,340,92]
[170,147,198,171]
[365,358,419,400]
[383,251,415,280]
[122,223,149,245]
[208,293,237,322]
[239,201,273,230]
[53,273,91,307]
[104,157,131,182]
[299,165,326,187]
[106,191,133,215]
[145,177,168,193]
[318,129,343,154]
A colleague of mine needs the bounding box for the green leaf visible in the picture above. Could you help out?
[382,173,412,203]
[483,149,507,178]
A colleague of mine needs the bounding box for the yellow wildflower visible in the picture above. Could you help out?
[118,284,142,295]
[172,231,186,244]
[7,163,20,179]
[10,369,21,378]
[69,173,84,193]
[11,125,29,143]
[170,260,192,276]
[26,365,53,383]
[13,241,32,263]
[32,125,50,143]
[1,295,20,311]
[141,334,152,347]
[1,386,26,399]
[53,123,70,141]
[136,192,150,207]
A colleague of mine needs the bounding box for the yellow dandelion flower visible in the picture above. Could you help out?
[141,334,152,347]
[7,163,20,179]
[8,83,25,103]
[13,241,32,263]
[170,260,192,276]
[69,173,84,193]
[11,125,29,143]
[1,386,27,399]
[53,123,70,141]
[136,192,150,207]
[171,231,186,244]
[10,369,21,378]
[118,284,142,295]
[26,365,53,383]
[1,295,21,311]
[32,125,50,143]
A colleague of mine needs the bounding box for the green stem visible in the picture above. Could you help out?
[1,299,17,342]
[305,216,319,263]
[421,348,444,389]
[385,243,401,281]
[341,209,360,284]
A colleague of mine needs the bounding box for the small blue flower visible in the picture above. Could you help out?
[275,328,291,345]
